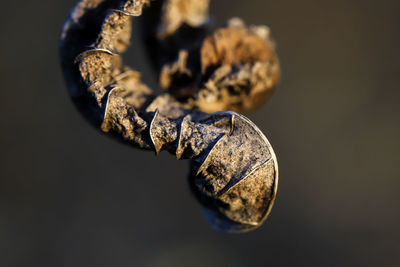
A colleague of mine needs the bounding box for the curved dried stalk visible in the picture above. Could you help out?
[60,0,279,233]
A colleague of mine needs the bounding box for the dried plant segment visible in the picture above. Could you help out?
[60,0,279,233]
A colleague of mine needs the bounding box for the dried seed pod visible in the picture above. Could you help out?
[60,0,279,232]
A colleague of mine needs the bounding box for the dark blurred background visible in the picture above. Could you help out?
[2,0,399,266]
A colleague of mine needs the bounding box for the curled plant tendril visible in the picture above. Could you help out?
[60,0,280,233]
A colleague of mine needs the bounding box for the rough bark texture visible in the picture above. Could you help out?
[60,0,279,233]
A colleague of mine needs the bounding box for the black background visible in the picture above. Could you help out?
[2,0,399,266]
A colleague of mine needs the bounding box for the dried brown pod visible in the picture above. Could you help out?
[60,0,279,233]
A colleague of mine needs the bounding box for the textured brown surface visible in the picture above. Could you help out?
[155,18,280,113]
[60,0,279,232]
[201,21,274,71]
[197,19,280,112]
[158,0,210,38]
[3,0,400,265]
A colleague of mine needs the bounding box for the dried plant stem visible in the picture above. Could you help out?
[60,0,279,232]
